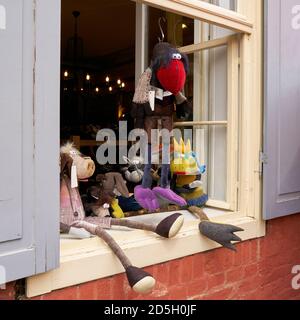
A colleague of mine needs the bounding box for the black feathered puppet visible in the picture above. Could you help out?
[132,42,192,212]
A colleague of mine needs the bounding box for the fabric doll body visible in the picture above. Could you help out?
[60,176,85,226]
[60,143,185,293]
[132,43,192,212]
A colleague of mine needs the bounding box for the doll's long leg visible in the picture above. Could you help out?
[188,206,210,221]
[135,144,160,211]
[111,212,184,238]
[71,221,155,293]
[141,144,153,189]
[160,164,170,188]
[161,140,171,188]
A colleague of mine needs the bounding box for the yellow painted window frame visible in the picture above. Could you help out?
[26,0,265,298]
[134,0,253,33]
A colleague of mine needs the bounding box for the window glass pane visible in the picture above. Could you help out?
[212,0,237,11]
[180,46,228,203]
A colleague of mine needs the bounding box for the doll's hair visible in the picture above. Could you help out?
[150,42,189,87]
[60,142,81,156]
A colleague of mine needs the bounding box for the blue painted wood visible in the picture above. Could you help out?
[264,0,300,220]
[0,0,60,282]
[34,0,60,273]
[0,0,23,243]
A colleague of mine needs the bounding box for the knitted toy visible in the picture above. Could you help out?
[169,139,244,251]
[132,42,191,212]
[60,143,184,293]
[170,138,208,207]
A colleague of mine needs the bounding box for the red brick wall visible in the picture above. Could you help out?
[2,214,300,300]
[0,282,16,300]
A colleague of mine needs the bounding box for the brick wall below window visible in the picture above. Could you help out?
[1,214,300,300]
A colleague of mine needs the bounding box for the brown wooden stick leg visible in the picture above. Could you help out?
[94,226,156,293]
[94,226,132,269]
[188,206,210,221]
[111,212,184,239]
[71,220,156,293]
[111,219,156,233]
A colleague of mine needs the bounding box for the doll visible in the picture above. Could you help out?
[170,138,208,207]
[60,143,184,293]
[170,138,244,251]
[131,42,191,212]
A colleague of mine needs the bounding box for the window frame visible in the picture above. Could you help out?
[26,0,265,298]
[177,35,239,211]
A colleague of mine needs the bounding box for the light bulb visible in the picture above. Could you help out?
[109,86,113,92]
[106,76,110,82]
[182,23,188,29]
[64,71,68,77]
[86,74,91,81]
[121,82,125,88]
[95,87,99,93]
[117,79,121,85]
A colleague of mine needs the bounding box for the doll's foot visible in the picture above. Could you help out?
[126,266,156,294]
[153,187,187,207]
[155,213,184,238]
[134,186,160,211]
[199,221,244,251]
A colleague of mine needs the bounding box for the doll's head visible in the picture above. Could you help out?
[60,143,95,180]
[170,138,208,207]
[150,42,189,95]
[171,139,205,176]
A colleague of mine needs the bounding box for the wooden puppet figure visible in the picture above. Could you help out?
[132,42,192,212]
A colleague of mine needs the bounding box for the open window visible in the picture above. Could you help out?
[21,0,265,297]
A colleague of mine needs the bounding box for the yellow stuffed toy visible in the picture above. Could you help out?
[171,138,208,207]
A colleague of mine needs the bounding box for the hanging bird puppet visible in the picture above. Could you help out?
[131,42,192,212]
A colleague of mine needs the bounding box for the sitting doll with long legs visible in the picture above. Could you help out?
[60,143,184,294]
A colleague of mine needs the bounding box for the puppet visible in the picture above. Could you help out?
[131,42,191,212]
[60,143,184,293]
[170,138,244,251]
[170,138,208,207]
[121,156,144,184]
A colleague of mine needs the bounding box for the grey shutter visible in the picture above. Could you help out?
[0,0,60,283]
[264,0,300,220]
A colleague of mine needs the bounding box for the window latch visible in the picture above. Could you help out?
[258,151,268,177]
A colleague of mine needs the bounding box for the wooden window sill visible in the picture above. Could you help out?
[26,209,265,298]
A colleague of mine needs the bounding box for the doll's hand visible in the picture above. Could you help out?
[199,221,244,251]
[134,185,160,212]
[152,187,187,207]
[176,100,193,120]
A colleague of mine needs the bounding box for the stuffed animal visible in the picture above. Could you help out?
[170,138,208,207]
[121,156,144,184]
[92,173,144,218]
[94,172,130,219]
[169,139,244,251]
[132,42,192,212]
[60,143,184,293]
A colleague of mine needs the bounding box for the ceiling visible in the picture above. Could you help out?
[61,0,136,59]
